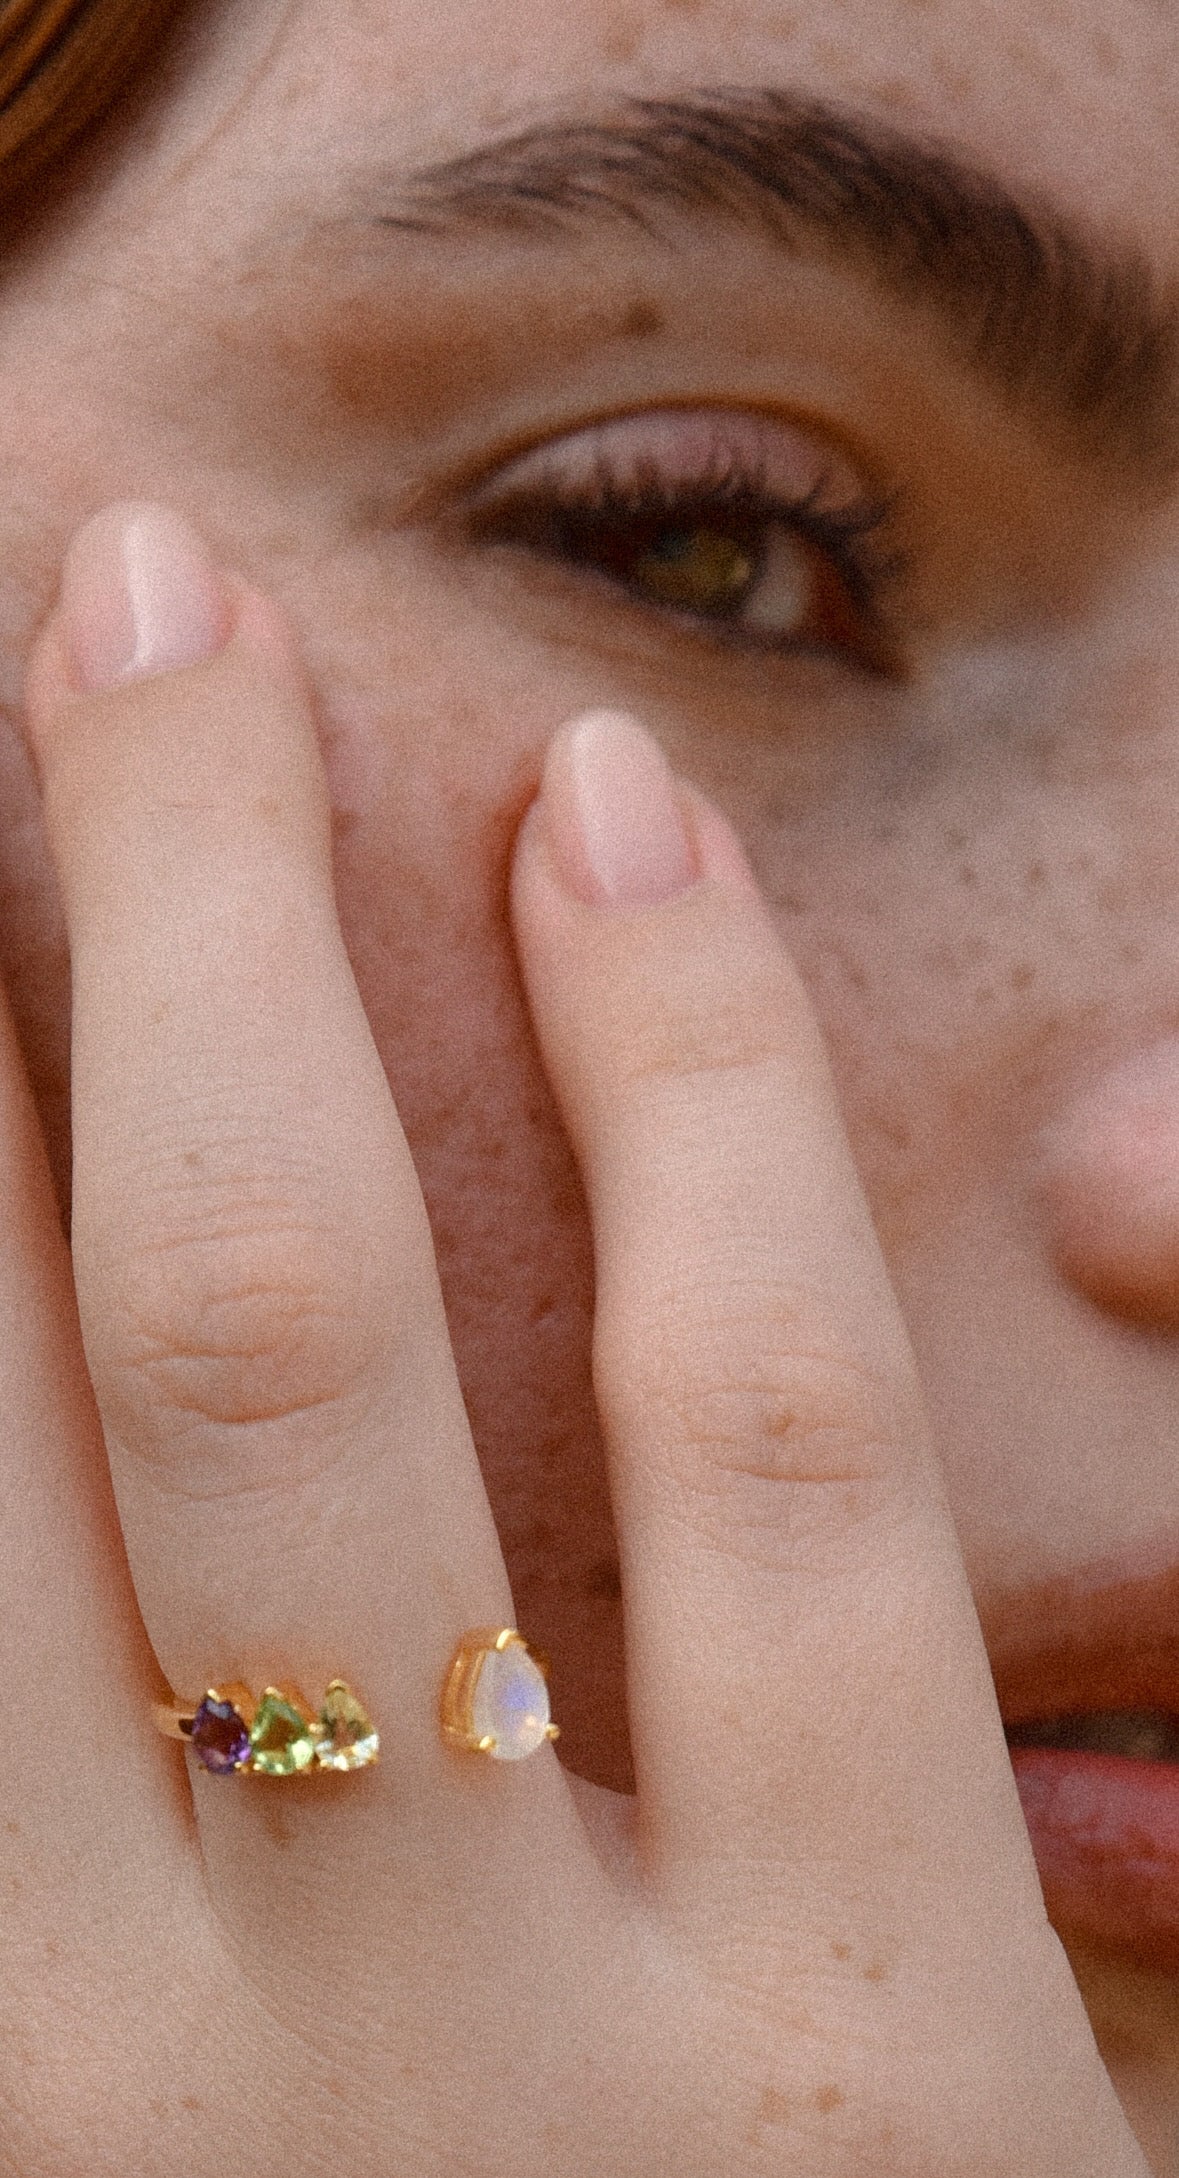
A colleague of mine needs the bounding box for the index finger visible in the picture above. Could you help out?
[511,710,1045,1947]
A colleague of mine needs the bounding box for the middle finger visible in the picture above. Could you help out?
[511,712,1042,1946]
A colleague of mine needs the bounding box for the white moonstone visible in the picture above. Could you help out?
[471,1643,551,1760]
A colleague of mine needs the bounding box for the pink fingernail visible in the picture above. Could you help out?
[61,503,231,691]
[542,710,699,907]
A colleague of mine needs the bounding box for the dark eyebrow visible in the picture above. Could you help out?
[379,88,1179,488]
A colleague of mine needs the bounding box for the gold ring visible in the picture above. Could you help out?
[152,1679,378,1776]
[440,1627,559,1760]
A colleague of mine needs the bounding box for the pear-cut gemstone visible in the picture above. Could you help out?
[314,1681,379,1771]
[191,1695,251,1775]
[471,1642,551,1760]
[249,1690,318,1776]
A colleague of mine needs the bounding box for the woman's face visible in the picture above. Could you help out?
[1,0,1177,2130]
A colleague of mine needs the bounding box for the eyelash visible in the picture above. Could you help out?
[469,445,905,672]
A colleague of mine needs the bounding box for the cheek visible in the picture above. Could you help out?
[309,592,595,1415]
[734,711,1179,1268]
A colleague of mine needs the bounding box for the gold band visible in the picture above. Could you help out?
[152,1699,200,1741]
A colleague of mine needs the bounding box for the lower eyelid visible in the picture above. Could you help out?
[489,460,901,629]
[466,509,901,683]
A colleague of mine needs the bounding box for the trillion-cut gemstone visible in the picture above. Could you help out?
[314,1681,379,1771]
[191,1695,251,1775]
[471,1642,552,1761]
[249,1690,318,1776]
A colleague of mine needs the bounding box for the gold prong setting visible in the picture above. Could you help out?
[440,1627,560,1761]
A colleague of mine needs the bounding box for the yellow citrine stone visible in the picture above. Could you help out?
[249,1688,319,1776]
[314,1680,379,1771]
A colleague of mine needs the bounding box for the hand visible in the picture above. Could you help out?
[0,501,1148,2176]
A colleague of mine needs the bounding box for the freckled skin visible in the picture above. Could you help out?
[0,0,1178,2151]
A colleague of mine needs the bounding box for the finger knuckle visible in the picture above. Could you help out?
[593,897,794,1096]
[604,1287,911,1549]
[616,963,790,1096]
[659,1342,894,1490]
[96,1210,381,1457]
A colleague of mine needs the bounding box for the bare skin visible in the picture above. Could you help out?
[0,0,1176,2166]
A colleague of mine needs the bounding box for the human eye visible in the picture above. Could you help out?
[462,407,905,675]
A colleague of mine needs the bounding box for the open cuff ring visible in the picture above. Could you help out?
[153,1629,559,1777]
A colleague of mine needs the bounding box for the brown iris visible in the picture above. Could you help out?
[566,506,763,619]
[628,523,757,612]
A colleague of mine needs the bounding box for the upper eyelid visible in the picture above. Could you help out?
[460,402,879,517]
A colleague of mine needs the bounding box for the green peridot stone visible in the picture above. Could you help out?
[249,1690,319,1776]
[315,1680,379,1771]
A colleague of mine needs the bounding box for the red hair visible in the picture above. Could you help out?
[0,0,181,211]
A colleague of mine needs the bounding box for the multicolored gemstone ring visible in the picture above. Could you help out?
[154,1629,559,1779]
[152,1680,379,1776]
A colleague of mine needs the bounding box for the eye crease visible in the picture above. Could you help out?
[463,406,906,675]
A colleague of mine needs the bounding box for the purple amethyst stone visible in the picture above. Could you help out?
[191,1696,251,1775]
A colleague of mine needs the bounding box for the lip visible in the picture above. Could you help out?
[981,1548,1179,1972]
[1009,1749,1179,1972]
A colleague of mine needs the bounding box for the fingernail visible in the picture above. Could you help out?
[61,502,231,691]
[542,710,698,907]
